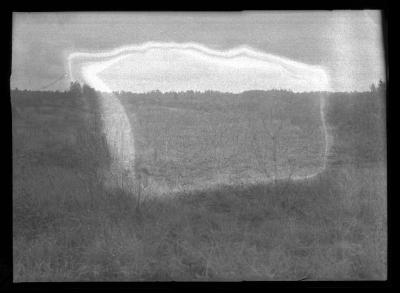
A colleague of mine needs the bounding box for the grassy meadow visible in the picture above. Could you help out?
[12,87,386,281]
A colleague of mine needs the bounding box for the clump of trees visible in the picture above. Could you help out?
[69,81,82,97]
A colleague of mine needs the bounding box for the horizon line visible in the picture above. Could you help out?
[10,86,382,95]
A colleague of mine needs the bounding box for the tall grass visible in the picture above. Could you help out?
[13,160,386,281]
[12,90,386,281]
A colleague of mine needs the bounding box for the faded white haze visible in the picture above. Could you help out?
[12,11,385,92]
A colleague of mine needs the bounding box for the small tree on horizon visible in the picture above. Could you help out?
[69,81,82,97]
[370,83,377,93]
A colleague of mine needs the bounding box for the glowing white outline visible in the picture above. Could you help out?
[67,42,333,194]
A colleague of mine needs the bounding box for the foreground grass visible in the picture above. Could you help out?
[13,162,386,281]
[12,90,386,281]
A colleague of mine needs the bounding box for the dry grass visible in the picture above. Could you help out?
[13,159,387,281]
[12,90,386,281]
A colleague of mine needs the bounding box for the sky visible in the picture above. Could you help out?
[11,11,386,92]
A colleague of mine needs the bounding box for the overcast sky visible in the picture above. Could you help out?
[11,11,385,92]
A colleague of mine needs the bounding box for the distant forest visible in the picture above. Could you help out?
[11,81,386,165]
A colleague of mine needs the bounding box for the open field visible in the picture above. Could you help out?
[12,88,386,281]
[117,90,325,193]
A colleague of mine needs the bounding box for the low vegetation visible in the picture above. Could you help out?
[12,84,386,281]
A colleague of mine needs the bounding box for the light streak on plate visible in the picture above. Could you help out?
[68,42,333,194]
[70,55,137,192]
